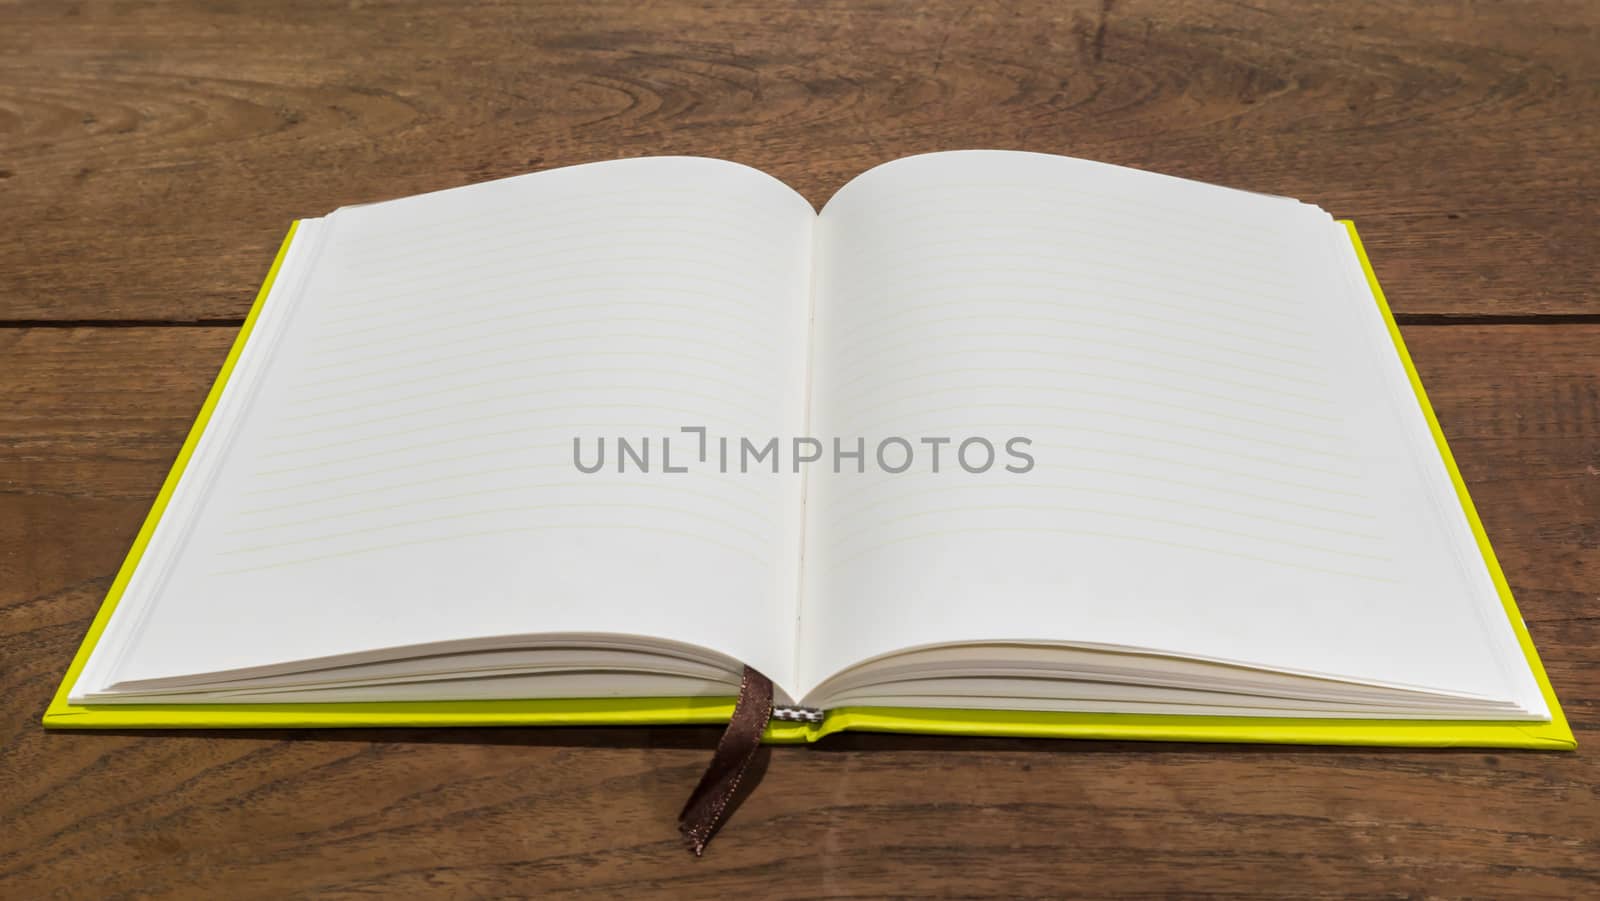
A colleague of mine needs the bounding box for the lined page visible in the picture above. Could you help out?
[93,158,814,700]
[797,151,1540,712]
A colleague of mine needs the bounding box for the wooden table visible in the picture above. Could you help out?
[3,2,1596,896]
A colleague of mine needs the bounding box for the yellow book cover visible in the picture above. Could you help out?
[42,220,1574,750]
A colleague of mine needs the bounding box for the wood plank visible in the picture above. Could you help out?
[0,325,1595,897]
[2,0,1597,321]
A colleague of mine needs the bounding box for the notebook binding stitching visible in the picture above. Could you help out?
[771,706,826,724]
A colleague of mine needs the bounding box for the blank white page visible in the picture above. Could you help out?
[797,151,1542,714]
[80,158,815,702]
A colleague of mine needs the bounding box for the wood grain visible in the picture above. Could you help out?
[1,325,1596,898]
[2,0,1597,321]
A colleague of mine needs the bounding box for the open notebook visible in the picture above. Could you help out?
[47,151,1572,749]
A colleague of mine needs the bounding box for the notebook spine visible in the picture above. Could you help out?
[771,705,826,724]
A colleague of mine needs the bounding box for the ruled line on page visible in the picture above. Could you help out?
[822,364,1338,421]
[826,402,1349,460]
[298,327,770,377]
[313,293,778,349]
[825,325,1321,383]
[330,185,760,251]
[214,501,771,560]
[830,308,1320,364]
[334,188,794,265]
[313,257,774,316]
[228,479,776,536]
[312,306,780,359]
[235,444,557,497]
[265,382,772,442]
[839,249,1310,313]
[340,214,793,273]
[828,525,1402,585]
[294,320,780,384]
[235,438,760,504]
[835,203,1291,279]
[821,283,1314,342]
[818,447,1376,524]
[322,251,775,309]
[834,204,1295,284]
[255,403,750,462]
[245,419,731,479]
[838,178,1293,238]
[825,342,1329,398]
[834,260,1307,326]
[828,503,1392,563]
[284,346,768,402]
[281,367,778,425]
[331,184,791,253]
[819,482,1383,543]
[210,523,771,577]
[832,382,1344,441]
[316,274,783,331]
[828,224,1303,295]
[825,345,1329,421]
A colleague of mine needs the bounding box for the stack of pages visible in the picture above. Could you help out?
[48,151,1572,748]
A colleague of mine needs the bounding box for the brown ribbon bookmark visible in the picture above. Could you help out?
[678,666,774,856]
